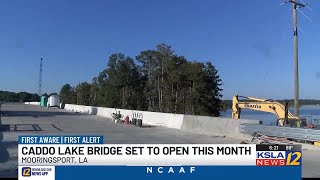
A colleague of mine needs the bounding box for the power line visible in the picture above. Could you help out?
[297,8,312,22]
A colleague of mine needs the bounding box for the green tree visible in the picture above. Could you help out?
[164,55,187,113]
[136,49,160,111]
[60,84,74,104]
[200,62,223,116]
[18,92,32,102]
[101,53,145,109]
[75,82,92,106]
[136,44,174,112]
[30,93,40,102]
[0,91,39,102]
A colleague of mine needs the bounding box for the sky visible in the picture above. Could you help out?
[0,0,319,100]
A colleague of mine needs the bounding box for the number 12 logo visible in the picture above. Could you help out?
[22,167,31,177]
[286,152,302,165]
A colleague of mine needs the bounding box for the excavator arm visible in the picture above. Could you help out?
[232,95,302,126]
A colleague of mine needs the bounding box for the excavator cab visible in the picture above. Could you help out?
[282,100,307,127]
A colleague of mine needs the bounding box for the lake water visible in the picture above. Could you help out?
[220,106,320,126]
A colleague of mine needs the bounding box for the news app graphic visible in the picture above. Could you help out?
[19,166,55,180]
[21,167,31,177]
[256,145,302,166]
[18,135,302,180]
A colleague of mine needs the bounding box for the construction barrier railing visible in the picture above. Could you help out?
[240,123,320,142]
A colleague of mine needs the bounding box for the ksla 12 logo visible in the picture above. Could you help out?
[22,167,31,177]
[286,151,302,165]
[256,151,302,166]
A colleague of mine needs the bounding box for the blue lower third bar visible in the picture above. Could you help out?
[55,166,301,180]
[18,135,104,144]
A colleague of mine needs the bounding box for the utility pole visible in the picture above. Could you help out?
[77,82,80,105]
[38,58,43,96]
[293,0,300,117]
[282,0,307,117]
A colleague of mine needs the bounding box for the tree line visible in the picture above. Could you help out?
[60,44,223,117]
[0,91,40,102]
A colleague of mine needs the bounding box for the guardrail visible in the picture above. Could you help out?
[240,123,320,142]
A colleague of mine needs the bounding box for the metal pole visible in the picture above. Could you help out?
[293,1,299,117]
[38,58,43,96]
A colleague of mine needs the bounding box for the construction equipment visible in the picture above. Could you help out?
[232,95,307,127]
[131,112,143,127]
[112,110,123,123]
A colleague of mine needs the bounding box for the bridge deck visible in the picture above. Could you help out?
[0,103,319,178]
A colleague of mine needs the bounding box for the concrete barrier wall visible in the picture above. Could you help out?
[24,102,40,105]
[61,104,261,138]
[64,105,184,129]
[64,104,93,114]
[107,108,183,129]
[181,115,261,138]
[141,111,184,129]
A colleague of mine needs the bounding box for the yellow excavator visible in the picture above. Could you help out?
[232,95,307,127]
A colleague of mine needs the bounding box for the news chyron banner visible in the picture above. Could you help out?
[18,135,302,180]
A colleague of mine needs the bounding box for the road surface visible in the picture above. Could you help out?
[0,103,319,178]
